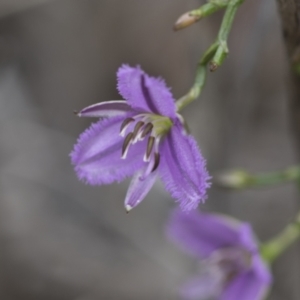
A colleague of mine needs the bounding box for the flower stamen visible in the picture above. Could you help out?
[120,115,168,170]
[152,152,160,172]
[132,121,145,142]
[121,132,134,159]
[144,136,155,162]
[141,123,153,138]
[120,117,134,137]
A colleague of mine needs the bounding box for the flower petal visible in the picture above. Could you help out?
[70,115,146,185]
[180,273,222,300]
[221,262,272,300]
[237,223,260,253]
[124,168,158,211]
[77,100,131,118]
[117,65,177,118]
[159,122,211,211]
[167,209,255,259]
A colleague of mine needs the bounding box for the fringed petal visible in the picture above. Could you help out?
[159,122,211,211]
[117,65,177,118]
[70,115,146,185]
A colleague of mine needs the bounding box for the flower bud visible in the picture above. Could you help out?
[173,12,201,31]
[215,170,252,189]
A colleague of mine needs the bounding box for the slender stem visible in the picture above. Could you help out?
[190,1,228,18]
[260,177,300,264]
[210,0,245,71]
[175,66,206,112]
[176,0,245,111]
[261,211,300,264]
[215,166,300,189]
[176,43,218,111]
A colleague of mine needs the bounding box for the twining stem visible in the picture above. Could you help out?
[175,0,245,111]
[210,0,245,71]
[261,210,300,264]
[215,166,300,189]
[176,42,218,111]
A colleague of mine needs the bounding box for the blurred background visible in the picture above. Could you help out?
[0,0,299,299]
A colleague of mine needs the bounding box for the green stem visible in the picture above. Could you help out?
[210,0,245,71]
[176,0,244,111]
[176,43,218,111]
[261,211,300,264]
[216,166,300,189]
[190,1,228,18]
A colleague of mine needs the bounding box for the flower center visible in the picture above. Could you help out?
[208,247,252,286]
[119,113,173,172]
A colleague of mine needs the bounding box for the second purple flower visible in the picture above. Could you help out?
[71,65,210,211]
[167,210,272,300]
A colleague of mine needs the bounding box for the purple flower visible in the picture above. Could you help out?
[168,210,272,300]
[70,65,210,211]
